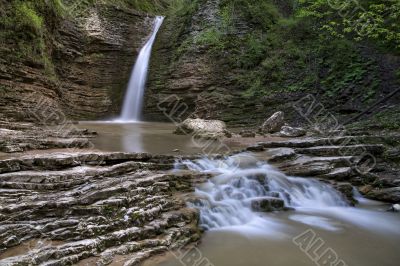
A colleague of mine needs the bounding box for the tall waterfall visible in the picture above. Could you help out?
[120,16,164,122]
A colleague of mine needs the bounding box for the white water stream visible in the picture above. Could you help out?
[175,153,400,235]
[120,16,164,122]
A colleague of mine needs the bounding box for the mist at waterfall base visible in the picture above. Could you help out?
[118,16,164,122]
[174,153,400,238]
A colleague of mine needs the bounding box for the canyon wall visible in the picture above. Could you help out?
[0,3,153,123]
[144,0,400,127]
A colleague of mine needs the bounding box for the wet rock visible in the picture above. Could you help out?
[367,187,400,203]
[279,126,306,138]
[224,130,233,138]
[359,185,374,194]
[296,144,385,157]
[246,144,265,152]
[239,130,256,138]
[260,111,285,133]
[0,121,96,153]
[387,204,400,212]
[334,183,356,205]
[319,167,354,181]
[0,151,205,265]
[174,118,228,139]
[266,148,297,163]
[250,197,285,212]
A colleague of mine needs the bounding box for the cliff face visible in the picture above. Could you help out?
[144,0,400,127]
[144,0,272,126]
[0,4,153,123]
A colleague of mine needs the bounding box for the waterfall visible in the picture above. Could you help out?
[176,153,349,231]
[120,16,164,122]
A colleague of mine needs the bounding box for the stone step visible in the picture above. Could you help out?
[247,136,392,151]
[296,144,385,157]
[318,167,355,181]
[277,155,357,177]
[0,152,177,174]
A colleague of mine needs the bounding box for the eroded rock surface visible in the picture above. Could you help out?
[246,134,400,203]
[0,121,96,153]
[0,151,206,265]
[1,4,154,122]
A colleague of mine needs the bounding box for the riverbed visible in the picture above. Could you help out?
[81,122,400,266]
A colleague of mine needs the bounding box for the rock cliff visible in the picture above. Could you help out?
[0,3,154,123]
[144,0,400,127]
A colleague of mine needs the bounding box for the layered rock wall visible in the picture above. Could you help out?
[0,5,153,122]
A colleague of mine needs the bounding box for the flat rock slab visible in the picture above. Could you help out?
[265,148,297,163]
[0,151,206,266]
[296,144,385,157]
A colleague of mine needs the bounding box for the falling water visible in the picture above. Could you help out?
[176,153,349,231]
[120,16,164,122]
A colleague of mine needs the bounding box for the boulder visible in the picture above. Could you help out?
[250,197,285,212]
[260,111,285,133]
[174,118,229,139]
[279,126,306,137]
[388,204,400,212]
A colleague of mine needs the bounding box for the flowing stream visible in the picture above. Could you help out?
[149,152,400,266]
[177,154,349,231]
[120,16,164,122]
[75,123,400,266]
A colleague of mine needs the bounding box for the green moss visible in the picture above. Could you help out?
[14,1,44,33]
[195,27,225,50]
[349,106,400,131]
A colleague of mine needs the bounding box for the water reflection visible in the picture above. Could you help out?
[121,123,143,153]
[77,122,229,155]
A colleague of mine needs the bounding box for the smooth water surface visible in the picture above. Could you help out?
[77,122,235,155]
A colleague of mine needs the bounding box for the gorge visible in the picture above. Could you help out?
[1,1,400,266]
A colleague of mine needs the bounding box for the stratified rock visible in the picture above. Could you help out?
[0,4,155,123]
[367,187,400,203]
[239,130,256,138]
[260,112,284,133]
[296,144,385,157]
[359,185,373,194]
[174,118,229,139]
[279,126,306,137]
[266,148,297,163]
[250,197,285,212]
[0,121,96,153]
[0,151,206,265]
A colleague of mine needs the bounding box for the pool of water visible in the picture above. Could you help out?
[77,121,223,155]
[149,202,399,266]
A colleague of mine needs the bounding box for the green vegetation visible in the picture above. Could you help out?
[349,106,400,131]
[296,0,400,53]
[0,0,65,79]
[173,0,396,102]
[0,0,172,81]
